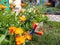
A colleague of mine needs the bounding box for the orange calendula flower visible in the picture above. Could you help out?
[10,4,13,10]
[20,15,26,22]
[0,4,6,9]
[15,28,24,34]
[9,27,16,35]
[24,32,32,40]
[16,36,26,45]
[2,5,6,9]
[20,3,25,7]
[20,10,24,13]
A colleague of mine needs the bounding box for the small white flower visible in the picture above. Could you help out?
[22,15,26,18]
[29,8,34,12]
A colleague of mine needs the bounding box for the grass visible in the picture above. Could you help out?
[26,21,60,45]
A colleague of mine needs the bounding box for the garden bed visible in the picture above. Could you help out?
[25,21,60,45]
[0,2,60,45]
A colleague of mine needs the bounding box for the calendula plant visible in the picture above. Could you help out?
[0,10,48,45]
[9,26,32,45]
[0,2,48,45]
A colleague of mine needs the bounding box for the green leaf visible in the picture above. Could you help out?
[0,35,6,43]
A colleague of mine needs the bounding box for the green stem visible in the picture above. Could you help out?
[9,35,12,45]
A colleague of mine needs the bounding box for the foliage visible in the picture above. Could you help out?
[0,2,60,45]
[0,6,48,45]
[26,21,60,45]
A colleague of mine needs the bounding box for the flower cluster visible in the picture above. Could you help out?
[9,26,32,45]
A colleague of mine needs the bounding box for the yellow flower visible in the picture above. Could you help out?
[0,4,6,9]
[15,28,24,34]
[20,15,26,22]
[24,32,32,40]
[9,26,16,35]
[0,4,2,8]
[16,36,26,45]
